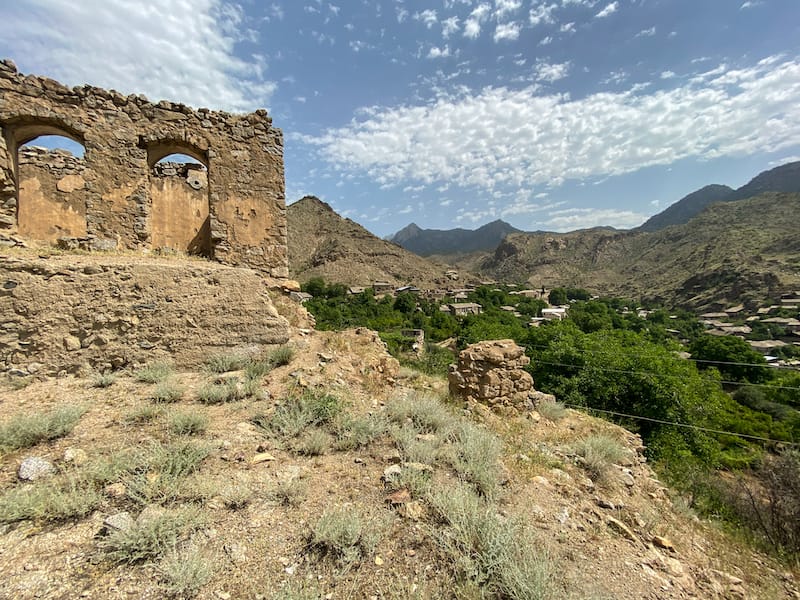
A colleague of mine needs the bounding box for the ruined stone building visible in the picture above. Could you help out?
[0,60,287,277]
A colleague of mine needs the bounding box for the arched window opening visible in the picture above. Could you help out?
[16,133,88,242]
[148,150,211,257]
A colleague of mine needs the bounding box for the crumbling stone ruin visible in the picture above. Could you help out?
[0,59,287,277]
[449,339,549,411]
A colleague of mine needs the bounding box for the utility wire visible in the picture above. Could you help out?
[562,403,799,447]
[532,359,800,391]
[523,342,800,372]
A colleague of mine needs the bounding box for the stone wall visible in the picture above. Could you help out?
[449,339,543,411]
[0,59,287,277]
[0,254,290,375]
[17,146,88,240]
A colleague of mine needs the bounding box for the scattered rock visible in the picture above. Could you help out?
[103,512,134,533]
[385,489,412,505]
[63,447,88,465]
[652,535,675,552]
[401,501,425,520]
[252,452,276,464]
[18,456,55,481]
[382,464,402,483]
[104,483,127,498]
[606,516,638,543]
[596,498,616,510]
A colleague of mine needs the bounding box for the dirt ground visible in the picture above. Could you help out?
[0,295,798,600]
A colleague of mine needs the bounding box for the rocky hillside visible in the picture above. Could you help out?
[287,196,469,286]
[388,219,521,257]
[0,292,796,598]
[477,192,800,309]
[639,160,800,231]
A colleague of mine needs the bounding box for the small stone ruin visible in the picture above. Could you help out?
[449,339,551,411]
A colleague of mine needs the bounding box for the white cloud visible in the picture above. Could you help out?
[464,3,492,38]
[442,16,460,38]
[428,45,452,59]
[539,36,553,46]
[740,1,763,8]
[396,7,409,23]
[494,0,523,19]
[529,3,558,26]
[534,60,571,82]
[398,205,414,214]
[560,22,576,33]
[301,57,800,197]
[0,0,275,112]
[636,26,656,37]
[660,70,676,79]
[541,208,646,231]
[494,22,522,42]
[414,9,438,28]
[595,2,618,18]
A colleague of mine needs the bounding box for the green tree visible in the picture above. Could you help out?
[689,334,771,383]
[548,288,567,306]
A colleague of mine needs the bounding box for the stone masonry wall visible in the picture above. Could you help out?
[449,339,539,410]
[0,59,287,277]
[0,254,290,375]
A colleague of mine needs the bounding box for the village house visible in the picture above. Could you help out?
[448,302,483,317]
[542,307,567,320]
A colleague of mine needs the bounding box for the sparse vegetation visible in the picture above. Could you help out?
[159,546,214,598]
[573,434,627,480]
[91,372,118,388]
[0,478,101,523]
[428,482,553,599]
[124,442,210,505]
[309,506,382,565]
[204,351,250,374]
[387,392,456,434]
[538,399,567,422]
[332,413,387,450]
[150,380,185,403]
[102,508,202,565]
[0,405,85,452]
[271,478,307,507]
[444,421,503,498]
[169,411,209,436]
[123,404,164,425]
[135,361,174,384]
[268,345,294,367]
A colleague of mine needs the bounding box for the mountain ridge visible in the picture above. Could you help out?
[388,219,521,256]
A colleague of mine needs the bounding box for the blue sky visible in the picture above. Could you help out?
[2,0,799,236]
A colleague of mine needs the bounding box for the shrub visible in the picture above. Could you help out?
[0,478,101,523]
[245,359,274,381]
[271,478,307,507]
[310,507,381,564]
[573,434,627,480]
[268,345,294,367]
[159,546,214,598]
[151,381,185,404]
[332,413,387,451]
[102,508,201,564]
[0,405,85,452]
[196,379,242,404]
[296,429,332,456]
[537,399,567,422]
[428,482,552,599]
[262,392,343,439]
[123,405,164,425]
[124,442,210,505]
[444,422,503,498]
[204,351,250,374]
[387,393,456,434]
[219,484,252,510]
[169,411,209,436]
[134,361,174,384]
[91,372,117,388]
[391,424,443,465]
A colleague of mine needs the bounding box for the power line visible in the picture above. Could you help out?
[523,342,800,372]
[532,359,800,391]
[562,403,799,447]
